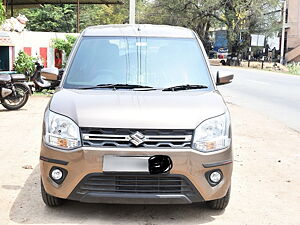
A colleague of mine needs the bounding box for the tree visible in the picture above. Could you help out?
[19,3,129,33]
[51,34,77,64]
[0,1,5,24]
[20,4,126,32]
[19,1,147,33]
[197,0,280,57]
[20,4,77,33]
[14,51,37,75]
[140,0,281,57]
[79,4,128,28]
[79,0,147,29]
[139,0,213,52]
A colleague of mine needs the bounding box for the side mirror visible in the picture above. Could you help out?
[41,67,59,81]
[216,71,234,85]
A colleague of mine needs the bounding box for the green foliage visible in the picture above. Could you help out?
[17,0,281,58]
[287,62,300,75]
[142,0,281,55]
[79,4,128,28]
[139,0,213,51]
[14,51,37,75]
[51,35,77,58]
[19,3,129,33]
[0,1,5,24]
[79,0,147,28]
[20,4,76,33]
[19,1,147,32]
[208,0,280,54]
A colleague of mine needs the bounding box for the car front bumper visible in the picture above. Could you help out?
[40,144,233,204]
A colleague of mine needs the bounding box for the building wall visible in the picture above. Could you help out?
[287,0,300,50]
[8,31,78,69]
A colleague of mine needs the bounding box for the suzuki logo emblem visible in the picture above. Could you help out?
[129,131,145,146]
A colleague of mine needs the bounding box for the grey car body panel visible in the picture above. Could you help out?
[83,24,195,38]
[49,89,226,129]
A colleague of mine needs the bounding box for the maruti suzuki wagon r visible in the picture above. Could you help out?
[40,24,233,210]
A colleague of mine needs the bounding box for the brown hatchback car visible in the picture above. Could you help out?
[40,24,234,210]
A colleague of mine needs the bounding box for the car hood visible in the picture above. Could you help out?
[49,89,227,129]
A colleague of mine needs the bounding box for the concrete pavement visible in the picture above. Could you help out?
[1,96,300,225]
[1,68,300,224]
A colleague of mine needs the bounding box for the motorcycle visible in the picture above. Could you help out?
[0,73,31,110]
[29,61,61,92]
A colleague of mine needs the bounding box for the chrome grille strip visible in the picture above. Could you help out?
[80,128,193,148]
[82,133,192,142]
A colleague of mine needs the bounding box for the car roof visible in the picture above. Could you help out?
[82,24,195,38]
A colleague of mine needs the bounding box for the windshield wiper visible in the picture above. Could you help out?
[162,84,208,92]
[78,84,155,90]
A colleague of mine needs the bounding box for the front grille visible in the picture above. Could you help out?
[81,128,193,148]
[75,174,196,195]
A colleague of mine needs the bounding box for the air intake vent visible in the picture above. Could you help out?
[75,174,195,195]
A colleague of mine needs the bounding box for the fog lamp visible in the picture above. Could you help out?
[51,169,63,180]
[210,171,222,183]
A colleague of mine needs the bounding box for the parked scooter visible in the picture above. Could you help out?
[0,73,31,110]
[29,61,61,92]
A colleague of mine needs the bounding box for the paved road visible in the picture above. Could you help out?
[212,66,300,132]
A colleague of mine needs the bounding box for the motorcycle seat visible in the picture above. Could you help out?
[0,74,11,83]
[11,73,26,81]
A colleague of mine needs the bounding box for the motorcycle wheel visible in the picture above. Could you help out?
[1,83,30,110]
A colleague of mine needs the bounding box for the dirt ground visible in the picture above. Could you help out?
[0,96,299,225]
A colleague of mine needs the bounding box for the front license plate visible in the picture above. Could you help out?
[103,155,149,172]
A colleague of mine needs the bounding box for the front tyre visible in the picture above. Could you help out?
[206,187,230,210]
[41,180,64,207]
[1,83,29,110]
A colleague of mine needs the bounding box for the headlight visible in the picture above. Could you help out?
[44,109,81,150]
[192,112,231,152]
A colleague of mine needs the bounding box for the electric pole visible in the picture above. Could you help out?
[280,0,287,64]
[77,0,80,33]
[129,0,136,24]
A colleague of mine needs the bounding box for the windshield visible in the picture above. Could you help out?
[64,36,213,89]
